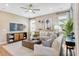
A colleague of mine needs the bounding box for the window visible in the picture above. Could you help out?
[30,20,36,32]
[54,14,68,32]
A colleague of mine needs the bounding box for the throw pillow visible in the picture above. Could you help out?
[42,38,53,47]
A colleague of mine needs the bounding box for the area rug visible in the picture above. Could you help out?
[2,41,34,56]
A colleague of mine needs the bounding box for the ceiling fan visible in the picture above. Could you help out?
[20,4,40,14]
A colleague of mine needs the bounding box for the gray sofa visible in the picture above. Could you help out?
[34,34,63,56]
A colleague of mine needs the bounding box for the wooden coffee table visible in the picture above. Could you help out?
[22,40,41,50]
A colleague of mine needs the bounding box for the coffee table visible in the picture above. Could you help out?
[22,40,41,50]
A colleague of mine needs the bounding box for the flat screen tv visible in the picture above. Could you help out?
[10,23,24,31]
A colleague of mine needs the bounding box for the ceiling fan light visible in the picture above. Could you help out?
[29,10,32,12]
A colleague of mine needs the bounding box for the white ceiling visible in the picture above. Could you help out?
[0,3,71,18]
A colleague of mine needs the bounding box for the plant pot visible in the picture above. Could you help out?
[66,35,75,41]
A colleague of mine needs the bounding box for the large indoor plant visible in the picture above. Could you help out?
[63,17,73,37]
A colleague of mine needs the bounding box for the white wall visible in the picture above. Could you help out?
[0,11,29,44]
[30,12,68,32]
[73,4,79,56]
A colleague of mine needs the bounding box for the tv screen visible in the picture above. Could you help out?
[10,23,24,31]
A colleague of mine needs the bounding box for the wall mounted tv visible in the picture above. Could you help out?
[10,23,24,31]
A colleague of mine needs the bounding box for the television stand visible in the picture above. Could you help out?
[7,32,27,43]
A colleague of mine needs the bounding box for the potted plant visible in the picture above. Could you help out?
[63,17,73,39]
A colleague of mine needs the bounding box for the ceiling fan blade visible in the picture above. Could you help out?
[33,9,40,11]
[32,11,35,14]
[25,11,28,12]
[20,7,27,9]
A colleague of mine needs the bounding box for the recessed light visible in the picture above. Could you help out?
[5,4,9,7]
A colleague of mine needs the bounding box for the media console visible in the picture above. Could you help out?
[7,32,27,43]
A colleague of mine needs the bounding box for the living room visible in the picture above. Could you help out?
[0,3,76,56]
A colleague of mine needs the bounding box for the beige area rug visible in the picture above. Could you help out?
[2,41,34,56]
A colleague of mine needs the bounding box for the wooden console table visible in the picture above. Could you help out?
[7,32,27,43]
